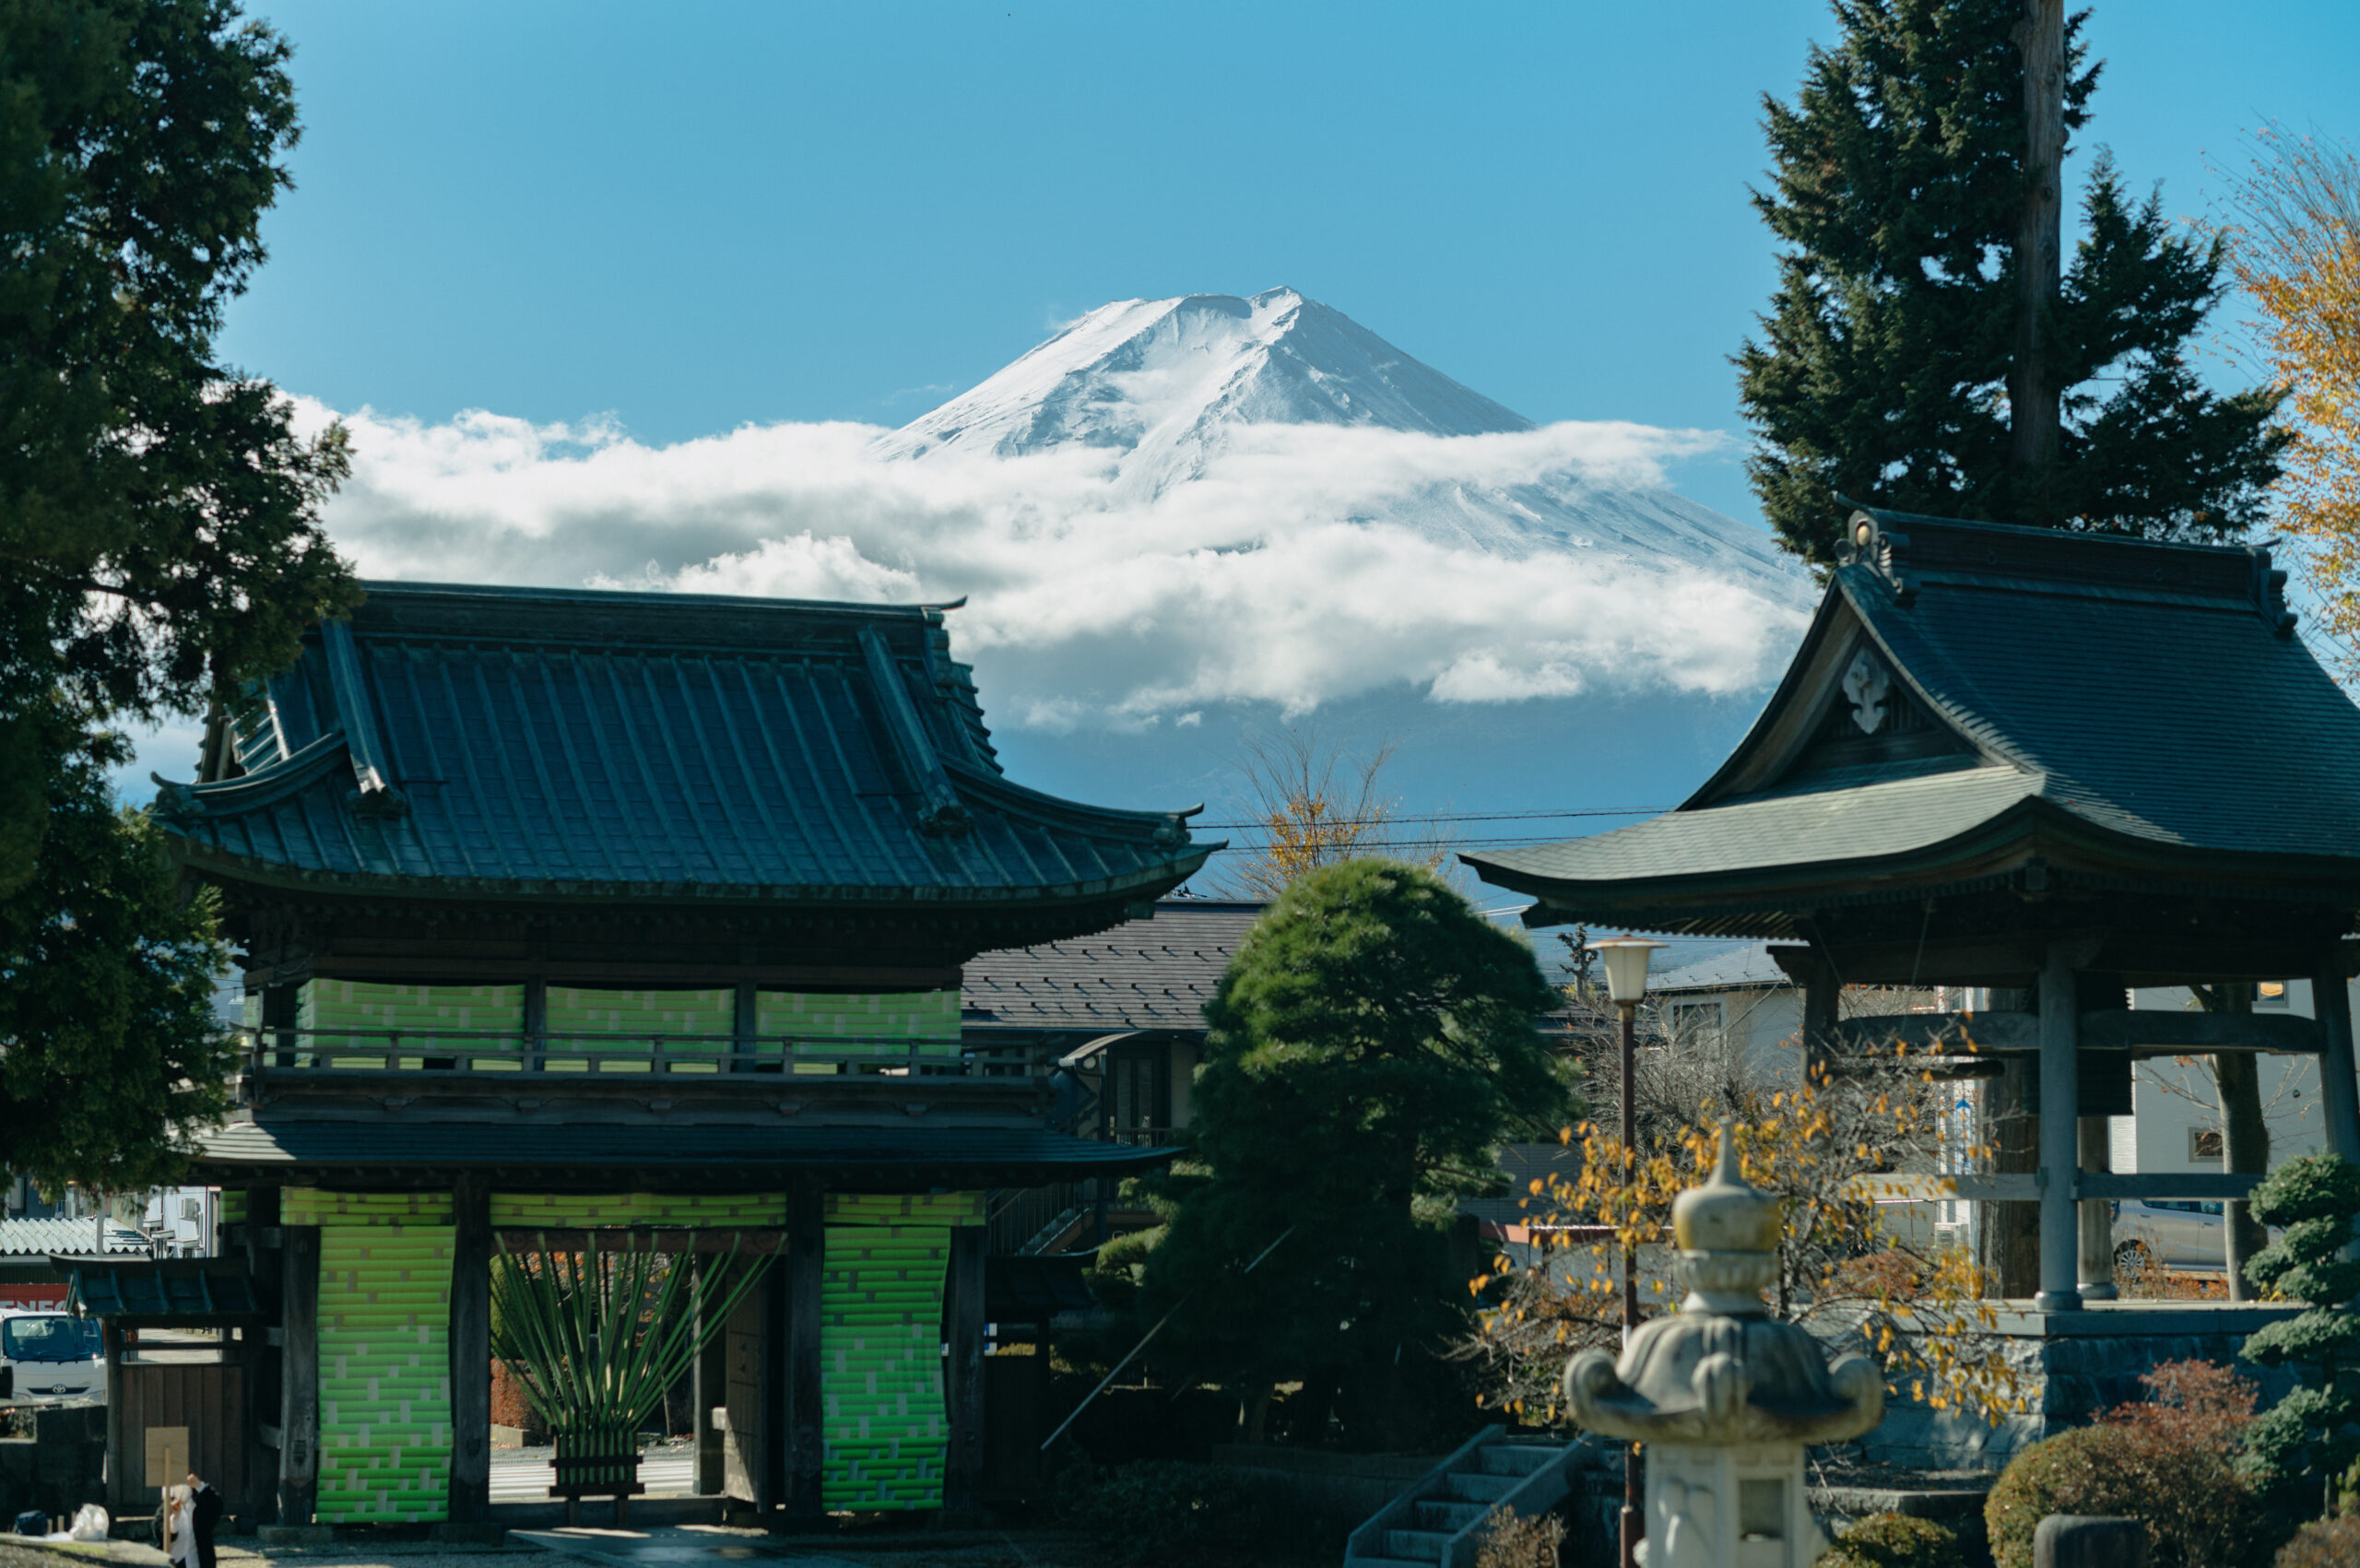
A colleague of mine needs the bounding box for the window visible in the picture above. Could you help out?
[180,1197,203,1221]
[1670,999,1726,1048]
[2256,982,2290,1010]
[2191,1128,2224,1161]
[1,1315,100,1362]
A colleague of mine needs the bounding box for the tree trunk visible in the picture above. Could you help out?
[2011,0,2066,518]
[1239,1386,1274,1444]
[2203,983,2272,1299]
[1978,990,2041,1298]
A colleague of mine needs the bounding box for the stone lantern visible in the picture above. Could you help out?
[1564,1126,1885,1568]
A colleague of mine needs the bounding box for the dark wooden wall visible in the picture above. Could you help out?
[109,1362,246,1516]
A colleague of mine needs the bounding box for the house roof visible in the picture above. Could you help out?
[1468,510,2360,936]
[155,583,1217,914]
[65,1261,262,1324]
[1649,943,1791,994]
[0,1219,149,1257]
[962,898,1265,1033]
[187,1117,1178,1188]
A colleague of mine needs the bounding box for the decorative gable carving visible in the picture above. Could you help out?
[1841,651,1892,734]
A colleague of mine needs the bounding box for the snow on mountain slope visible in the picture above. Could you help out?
[873,287,1800,586]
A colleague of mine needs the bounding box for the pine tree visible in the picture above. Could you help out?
[1738,0,2286,567]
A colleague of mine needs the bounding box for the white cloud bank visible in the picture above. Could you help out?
[300,402,1811,730]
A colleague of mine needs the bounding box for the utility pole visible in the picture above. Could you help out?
[2010,0,2066,520]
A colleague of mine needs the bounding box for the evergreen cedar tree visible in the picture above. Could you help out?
[0,0,360,1192]
[1136,861,1571,1420]
[2237,1152,2360,1499]
[1737,0,2286,566]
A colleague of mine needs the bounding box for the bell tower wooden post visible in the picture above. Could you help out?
[2314,951,2360,1169]
[2036,947,2083,1311]
[448,1175,492,1522]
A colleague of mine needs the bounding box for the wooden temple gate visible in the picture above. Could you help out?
[108,582,1215,1527]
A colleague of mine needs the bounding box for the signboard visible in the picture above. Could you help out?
[0,1283,67,1310]
[145,1425,190,1489]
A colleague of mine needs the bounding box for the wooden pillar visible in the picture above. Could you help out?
[447,1176,491,1522]
[733,981,762,1074]
[240,1186,283,1527]
[101,1321,127,1514]
[277,1225,321,1526]
[785,1190,825,1526]
[524,977,548,1072]
[693,1256,728,1496]
[264,983,301,1068]
[2075,1116,2115,1299]
[2312,953,2360,1170]
[1800,949,1840,1079]
[2077,975,2126,1301]
[2036,947,2082,1312]
[944,1226,987,1516]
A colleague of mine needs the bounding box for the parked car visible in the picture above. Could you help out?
[2113,1198,2278,1272]
[0,1309,105,1402]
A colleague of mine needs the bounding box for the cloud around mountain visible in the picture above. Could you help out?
[300,398,1811,730]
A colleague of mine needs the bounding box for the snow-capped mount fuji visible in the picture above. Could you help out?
[872,287,1530,464]
[871,287,1802,587]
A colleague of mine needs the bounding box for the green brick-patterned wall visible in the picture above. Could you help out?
[316,1225,454,1524]
[301,983,525,1069]
[543,987,732,1073]
[489,1192,789,1228]
[820,1223,953,1510]
[826,1193,984,1226]
[280,1187,985,1516]
[757,990,960,1066]
[286,1189,455,1226]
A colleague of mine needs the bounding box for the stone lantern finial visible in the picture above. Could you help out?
[1561,1121,1885,1568]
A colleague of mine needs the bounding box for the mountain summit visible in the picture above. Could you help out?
[872,287,1530,474]
[874,287,1801,585]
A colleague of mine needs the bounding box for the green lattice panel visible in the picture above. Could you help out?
[757,990,960,1070]
[820,1224,950,1510]
[543,987,733,1074]
[301,983,525,1069]
[827,1194,984,1226]
[316,1225,454,1524]
[489,1192,790,1228]
[286,1189,454,1227]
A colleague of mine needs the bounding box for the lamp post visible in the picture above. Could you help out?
[1588,933,1665,1568]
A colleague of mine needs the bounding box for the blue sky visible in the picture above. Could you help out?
[222,1,2360,527]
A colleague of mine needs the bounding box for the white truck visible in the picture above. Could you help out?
[0,1309,105,1403]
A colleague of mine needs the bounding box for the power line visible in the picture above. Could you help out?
[1208,834,1623,851]
[1198,807,1667,829]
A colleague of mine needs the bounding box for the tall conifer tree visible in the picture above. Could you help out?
[1738,0,2285,567]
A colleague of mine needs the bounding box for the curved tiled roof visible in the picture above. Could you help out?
[962,899,1265,1032]
[157,583,1217,909]
[1469,510,2360,933]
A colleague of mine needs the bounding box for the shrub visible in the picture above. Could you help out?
[1818,1512,1965,1568]
[1985,1362,2272,1568]
[1473,1507,1566,1568]
[2273,1514,2360,1568]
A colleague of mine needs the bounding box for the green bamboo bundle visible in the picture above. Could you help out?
[490,1236,771,1477]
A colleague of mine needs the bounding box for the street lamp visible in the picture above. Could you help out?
[1587,933,1665,1568]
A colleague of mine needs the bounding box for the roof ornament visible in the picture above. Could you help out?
[1841,650,1891,735]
